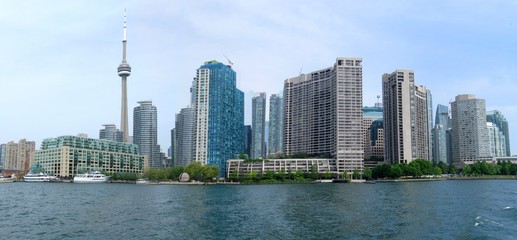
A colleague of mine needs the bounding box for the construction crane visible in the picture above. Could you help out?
[223,55,233,67]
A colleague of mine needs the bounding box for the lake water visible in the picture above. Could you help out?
[1,180,516,239]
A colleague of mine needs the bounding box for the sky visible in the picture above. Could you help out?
[1,0,517,154]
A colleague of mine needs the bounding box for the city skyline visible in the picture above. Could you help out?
[1,1,517,154]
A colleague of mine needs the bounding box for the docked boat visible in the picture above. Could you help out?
[24,171,58,182]
[73,171,111,183]
[135,178,150,184]
[0,177,15,183]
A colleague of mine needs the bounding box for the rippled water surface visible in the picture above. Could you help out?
[1,180,516,239]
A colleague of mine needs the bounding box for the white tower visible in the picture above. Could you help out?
[117,10,131,143]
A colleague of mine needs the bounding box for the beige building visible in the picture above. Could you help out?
[4,139,35,172]
[284,58,363,174]
[34,136,148,178]
[382,70,431,164]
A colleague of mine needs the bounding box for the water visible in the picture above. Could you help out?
[1,180,516,239]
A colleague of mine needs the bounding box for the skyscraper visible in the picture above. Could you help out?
[251,93,266,159]
[133,100,161,168]
[363,106,383,165]
[486,110,511,156]
[284,58,363,174]
[99,124,123,142]
[0,144,5,167]
[451,94,490,164]
[433,104,450,164]
[486,122,507,157]
[117,11,131,143]
[174,107,196,166]
[268,93,283,156]
[243,125,252,158]
[193,60,244,177]
[4,139,35,172]
[382,70,431,164]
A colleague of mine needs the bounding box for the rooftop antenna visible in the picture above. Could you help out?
[299,67,303,75]
[223,55,233,67]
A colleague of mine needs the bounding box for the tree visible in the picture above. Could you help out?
[363,167,372,180]
[389,164,402,178]
[352,169,361,179]
[185,162,204,181]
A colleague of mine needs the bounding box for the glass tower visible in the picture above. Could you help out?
[193,60,244,177]
[268,93,283,156]
[251,93,266,159]
[486,110,510,156]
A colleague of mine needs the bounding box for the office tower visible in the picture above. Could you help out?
[251,93,266,159]
[486,122,507,157]
[4,139,35,172]
[450,94,490,164]
[268,93,283,156]
[365,120,384,168]
[433,104,450,164]
[0,144,5,167]
[382,70,431,164]
[34,136,147,178]
[117,11,131,143]
[133,100,161,168]
[99,124,123,142]
[486,110,511,156]
[174,107,196,166]
[244,125,252,158]
[170,129,175,162]
[193,60,244,177]
[284,58,363,174]
[363,106,383,164]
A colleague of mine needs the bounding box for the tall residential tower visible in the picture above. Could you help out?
[268,93,283,156]
[382,70,432,164]
[117,11,131,143]
[284,58,363,174]
[133,100,161,168]
[251,93,266,159]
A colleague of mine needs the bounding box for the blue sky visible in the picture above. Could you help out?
[1,0,517,154]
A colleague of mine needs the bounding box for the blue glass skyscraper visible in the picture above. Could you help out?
[193,60,244,177]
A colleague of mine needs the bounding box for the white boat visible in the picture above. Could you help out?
[24,171,58,182]
[73,171,111,183]
[136,178,150,184]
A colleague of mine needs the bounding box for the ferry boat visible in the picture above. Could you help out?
[73,171,111,183]
[24,171,58,182]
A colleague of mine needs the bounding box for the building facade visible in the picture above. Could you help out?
[227,158,335,178]
[486,110,510,156]
[382,70,431,164]
[243,125,252,158]
[3,139,35,172]
[433,104,450,164]
[34,136,147,178]
[99,124,123,142]
[174,107,196,166]
[193,60,244,177]
[0,144,5,167]
[133,100,161,168]
[450,94,490,164]
[363,106,383,163]
[486,122,507,157]
[251,93,267,159]
[284,58,363,174]
[268,93,283,156]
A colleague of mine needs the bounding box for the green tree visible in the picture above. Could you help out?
[389,164,402,178]
[352,169,361,179]
[363,167,372,180]
[185,162,204,181]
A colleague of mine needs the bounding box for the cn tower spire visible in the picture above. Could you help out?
[118,9,131,143]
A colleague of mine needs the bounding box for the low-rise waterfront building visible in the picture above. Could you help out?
[33,135,148,178]
[227,158,336,178]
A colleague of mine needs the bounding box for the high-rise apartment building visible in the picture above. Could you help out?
[3,139,35,172]
[284,58,363,174]
[486,122,507,157]
[193,60,244,177]
[486,110,511,156]
[174,107,196,166]
[251,93,266,159]
[451,94,490,164]
[433,104,450,164]
[133,100,161,168]
[268,93,283,156]
[99,124,123,142]
[382,70,431,164]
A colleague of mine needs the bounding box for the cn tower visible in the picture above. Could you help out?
[117,10,131,143]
